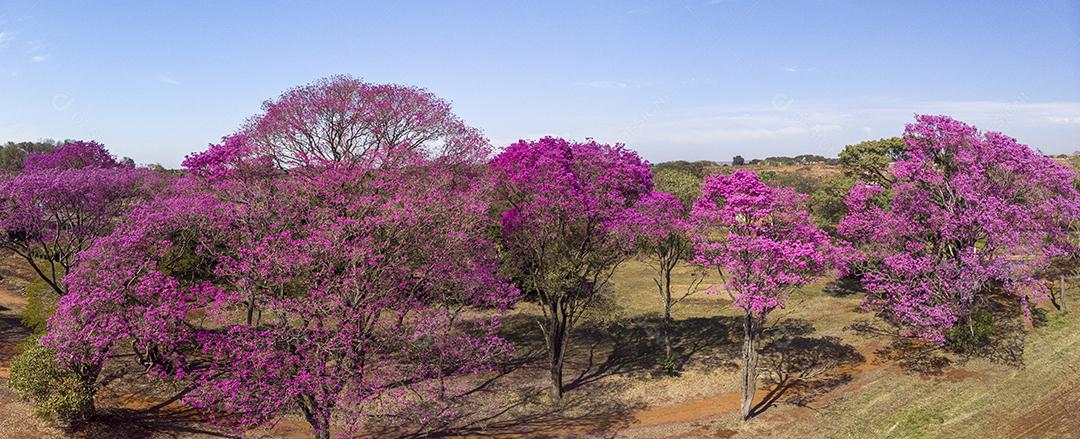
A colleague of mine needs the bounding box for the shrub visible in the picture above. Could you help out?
[948,310,994,353]
[7,337,95,421]
[19,278,58,334]
[659,354,680,377]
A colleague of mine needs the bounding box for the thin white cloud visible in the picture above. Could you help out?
[575,80,652,90]
[627,110,845,144]
[601,98,1080,160]
[1047,116,1080,125]
[860,99,1080,129]
[30,54,48,62]
[156,74,181,85]
[0,31,13,46]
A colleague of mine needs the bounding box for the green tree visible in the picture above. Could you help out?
[651,160,719,178]
[838,137,906,186]
[653,168,702,209]
[0,140,63,174]
[809,175,856,231]
[732,155,745,166]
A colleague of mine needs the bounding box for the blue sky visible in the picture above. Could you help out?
[0,1,1077,167]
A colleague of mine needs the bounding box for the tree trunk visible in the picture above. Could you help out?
[1062,275,1068,312]
[550,350,564,400]
[548,329,566,399]
[298,396,332,439]
[68,363,101,422]
[246,290,256,325]
[662,268,673,360]
[739,311,760,421]
[73,392,96,422]
[545,307,570,400]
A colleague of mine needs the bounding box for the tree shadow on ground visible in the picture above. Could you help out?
[822,276,865,297]
[848,320,953,376]
[563,315,744,390]
[422,314,743,437]
[749,336,864,418]
[949,290,1027,368]
[72,406,234,439]
[0,313,31,361]
[556,315,829,395]
[848,288,1029,377]
[388,380,646,438]
[577,315,823,385]
[71,356,234,439]
[411,314,830,437]
[497,313,745,382]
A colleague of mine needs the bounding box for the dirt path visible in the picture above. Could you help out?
[0,261,32,379]
[0,308,28,379]
[0,252,34,379]
[628,391,748,428]
[0,257,65,438]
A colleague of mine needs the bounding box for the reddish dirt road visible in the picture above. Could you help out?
[0,255,63,438]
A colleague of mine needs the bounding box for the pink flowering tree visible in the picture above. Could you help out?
[0,140,166,297]
[490,137,652,399]
[838,115,1080,345]
[690,169,840,420]
[632,191,700,362]
[244,75,488,168]
[44,79,516,437]
[45,133,518,437]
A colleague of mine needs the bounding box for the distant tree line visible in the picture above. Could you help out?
[0,139,178,174]
[651,160,721,178]
[746,154,838,166]
[0,140,67,174]
[650,155,837,176]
